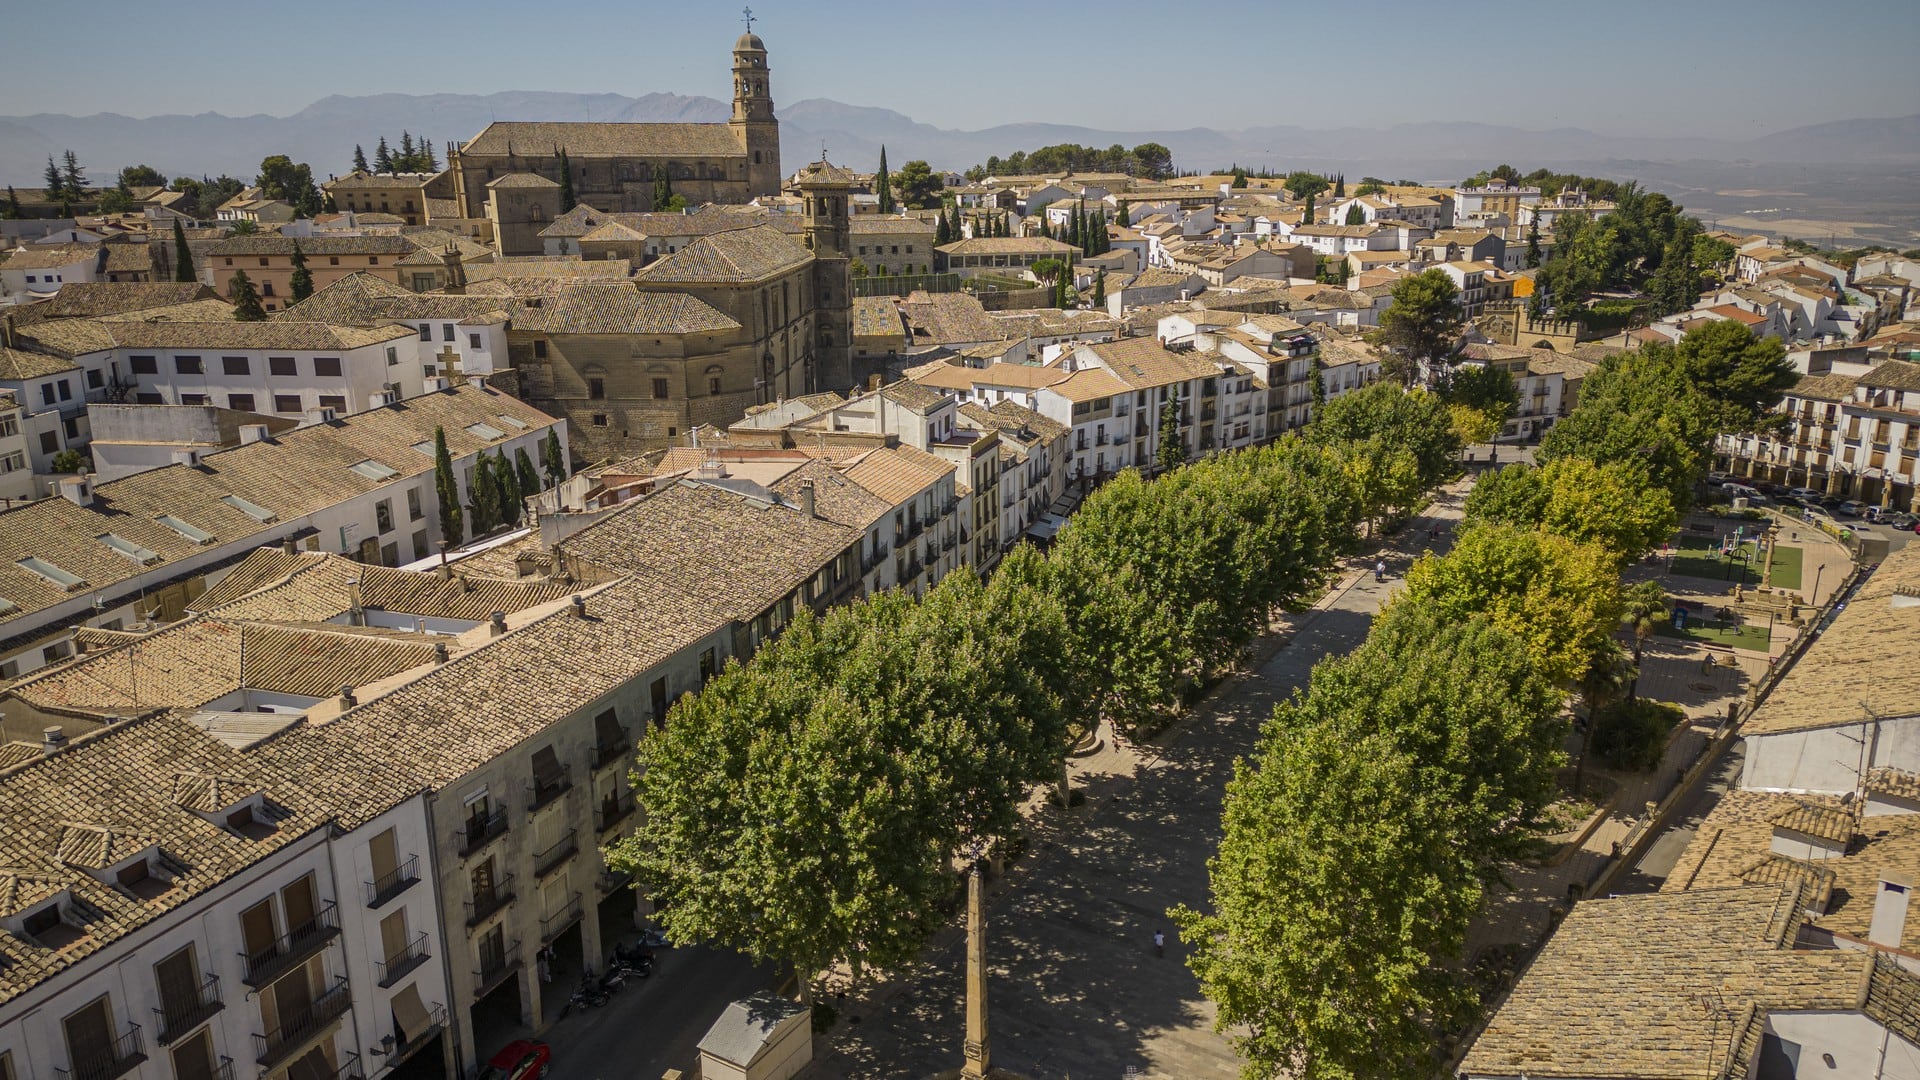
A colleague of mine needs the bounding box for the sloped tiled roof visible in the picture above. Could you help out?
[843,445,953,506]
[507,282,739,335]
[27,283,217,319]
[460,121,744,159]
[631,225,812,285]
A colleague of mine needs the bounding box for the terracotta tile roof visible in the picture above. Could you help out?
[936,237,1077,256]
[1861,360,1920,392]
[843,445,953,506]
[192,549,579,623]
[0,347,79,379]
[507,282,738,335]
[1868,767,1920,804]
[275,273,509,325]
[28,283,217,318]
[1743,540,1920,737]
[465,257,633,283]
[1044,367,1132,404]
[485,173,560,190]
[909,361,1068,395]
[1079,336,1221,390]
[0,244,101,271]
[203,235,414,257]
[852,296,906,340]
[876,380,948,413]
[901,293,1005,345]
[849,216,937,235]
[0,384,555,635]
[15,317,417,354]
[632,225,812,284]
[769,459,891,530]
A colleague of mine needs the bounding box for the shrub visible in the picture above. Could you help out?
[1591,699,1684,771]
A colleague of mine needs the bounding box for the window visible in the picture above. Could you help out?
[386,347,398,366]
[423,366,436,379]
[269,356,296,376]
[313,357,342,377]
[469,333,482,349]
[329,256,340,266]
[130,355,158,375]
[43,640,72,663]
[318,395,346,411]
[412,531,429,560]
[368,256,379,265]
[40,384,54,406]
[442,324,455,342]
[86,368,102,389]
[407,487,423,521]
[375,499,394,533]
[273,394,301,413]
[39,431,59,453]
[63,995,119,1075]
[533,340,548,359]
[257,257,268,267]
[708,376,722,396]
[591,414,608,427]
[588,378,605,400]
[651,378,669,399]
[260,281,274,297]
[418,325,431,342]
[222,356,249,376]
[180,393,209,406]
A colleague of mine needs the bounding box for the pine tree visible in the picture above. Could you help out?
[514,447,541,503]
[61,150,85,197]
[374,137,393,175]
[352,145,369,173]
[875,146,893,214]
[1092,267,1107,307]
[172,219,195,282]
[421,139,438,172]
[496,450,523,528]
[399,131,415,167]
[542,428,567,489]
[229,271,266,321]
[557,149,578,213]
[289,240,314,303]
[43,156,63,200]
[2,186,21,220]
[434,426,465,548]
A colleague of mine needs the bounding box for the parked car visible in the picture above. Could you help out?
[1786,487,1824,501]
[1706,471,1731,485]
[1836,500,1867,517]
[1724,483,1767,503]
[478,1041,550,1080]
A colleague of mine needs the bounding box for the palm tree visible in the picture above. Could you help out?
[1574,641,1638,795]
[1620,580,1670,700]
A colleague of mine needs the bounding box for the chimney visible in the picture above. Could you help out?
[338,685,357,708]
[799,479,818,519]
[281,536,298,555]
[171,449,201,468]
[441,242,467,293]
[489,611,507,636]
[42,727,67,757]
[433,642,450,663]
[1871,878,1911,948]
[56,476,93,506]
[239,423,271,444]
[570,594,586,619]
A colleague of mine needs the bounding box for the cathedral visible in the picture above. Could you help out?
[436,31,782,254]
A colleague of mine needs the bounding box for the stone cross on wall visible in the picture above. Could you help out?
[436,344,461,377]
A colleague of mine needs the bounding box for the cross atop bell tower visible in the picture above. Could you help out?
[729,21,780,197]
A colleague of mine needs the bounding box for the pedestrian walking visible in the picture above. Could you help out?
[537,947,551,985]
[1374,559,1387,583]
[1153,930,1165,958]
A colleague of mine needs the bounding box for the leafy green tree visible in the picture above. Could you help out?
[542,428,567,488]
[891,159,943,209]
[288,241,314,303]
[1283,171,1330,203]
[1230,166,1248,189]
[1354,179,1385,197]
[1464,457,1678,566]
[1344,203,1365,225]
[1131,142,1173,179]
[52,449,90,474]
[1402,522,1623,685]
[514,447,542,504]
[1155,398,1186,472]
[556,149,577,213]
[119,164,164,189]
[96,188,136,214]
[172,220,196,282]
[875,146,893,213]
[373,137,393,174]
[434,426,465,547]
[1305,381,1460,490]
[352,145,369,173]
[1619,580,1670,697]
[1375,268,1464,383]
[226,219,259,236]
[1673,319,1796,427]
[228,271,266,321]
[1339,437,1422,538]
[43,156,63,201]
[1437,363,1518,445]
[1574,641,1638,791]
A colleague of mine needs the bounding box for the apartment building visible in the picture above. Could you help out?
[849,215,938,277]
[276,274,511,384]
[1719,359,1920,512]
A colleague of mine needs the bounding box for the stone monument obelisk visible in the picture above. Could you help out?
[963,861,991,1077]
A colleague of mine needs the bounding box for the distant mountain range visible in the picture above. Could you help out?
[2,93,1915,193]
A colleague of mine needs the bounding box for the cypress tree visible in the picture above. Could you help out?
[229,270,266,321]
[1118,202,1130,227]
[1040,215,1052,240]
[935,209,950,245]
[876,146,893,214]
[1334,173,1346,198]
[173,219,195,282]
[1525,215,1542,269]
[1345,204,1366,226]
[289,240,313,303]
[948,203,961,243]
[434,426,465,548]
[2,186,20,220]
[653,167,673,212]
[1067,206,1081,249]
[557,149,578,213]
[496,450,523,528]
[374,137,393,175]
[352,144,369,173]
[1092,267,1107,307]
[43,156,63,200]
[422,139,439,172]
[542,428,567,489]
[514,447,541,502]
[1304,191,1316,225]
[468,449,500,536]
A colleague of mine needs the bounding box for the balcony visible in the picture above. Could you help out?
[211,1057,236,1080]
[905,559,924,580]
[597,793,635,834]
[475,940,520,997]
[458,809,508,856]
[527,766,572,812]
[376,932,431,988]
[388,1004,446,1065]
[466,875,516,928]
[154,974,223,1045]
[364,856,420,909]
[591,737,628,772]
[327,1054,364,1080]
[240,902,341,988]
[253,978,351,1069]
[540,893,583,944]
[534,828,578,879]
[56,1022,147,1080]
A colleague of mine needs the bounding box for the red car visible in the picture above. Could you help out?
[477,1041,550,1080]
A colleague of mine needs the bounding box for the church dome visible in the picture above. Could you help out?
[735,31,765,52]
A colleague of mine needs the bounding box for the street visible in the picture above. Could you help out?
[531,943,775,1080]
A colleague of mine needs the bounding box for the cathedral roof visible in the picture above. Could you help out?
[736,31,766,51]
[632,225,812,285]
[460,122,744,161]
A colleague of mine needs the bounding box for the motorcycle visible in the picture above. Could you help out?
[638,927,672,950]
[612,941,656,968]
[560,979,608,1017]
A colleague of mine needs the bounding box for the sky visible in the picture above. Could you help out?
[6,0,1916,138]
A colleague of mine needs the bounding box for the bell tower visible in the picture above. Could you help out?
[796,159,855,391]
[729,13,781,198]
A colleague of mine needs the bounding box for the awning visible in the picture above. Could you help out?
[286,1049,332,1080]
[392,983,433,1045]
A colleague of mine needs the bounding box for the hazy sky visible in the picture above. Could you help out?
[7,0,1915,137]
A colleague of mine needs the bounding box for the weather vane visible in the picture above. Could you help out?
[742,6,755,32]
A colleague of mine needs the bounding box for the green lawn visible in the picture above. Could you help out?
[1668,536,1803,590]
[1659,616,1773,651]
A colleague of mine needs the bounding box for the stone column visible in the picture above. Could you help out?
[962,862,990,1078]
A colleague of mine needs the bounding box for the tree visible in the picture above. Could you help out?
[1305,381,1461,490]
[43,156,63,201]
[434,426,465,548]
[1437,362,1518,440]
[226,220,259,236]
[119,164,164,189]
[1131,142,1173,179]
[556,149,577,213]
[1,186,20,220]
[421,139,439,172]
[399,131,414,164]
[1155,398,1186,472]
[946,202,961,244]
[467,446,502,535]
[288,241,314,304]
[1673,319,1796,427]
[1354,179,1385,197]
[1333,173,1346,198]
[172,220,196,282]
[875,146,893,214]
[52,449,90,475]
[1574,641,1638,792]
[1302,191,1315,226]
[1230,166,1248,189]
[96,188,137,214]
[542,428,567,489]
[373,137,393,174]
[61,150,86,197]
[1402,522,1623,685]
[514,448,542,506]
[652,166,674,212]
[228,271,266,322]
[1283,170,1330,203]
[934,209,950,245]
[1524,214,1542,269]
[1375,268,1464,382]
[1344,203,1365,225]
[352,144,370,173]
[1092,267,1106,307]
[1619,580,1670,699]
[1463,457,1679,566]
[1117,202,1130,227]
[891,160,943,210]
